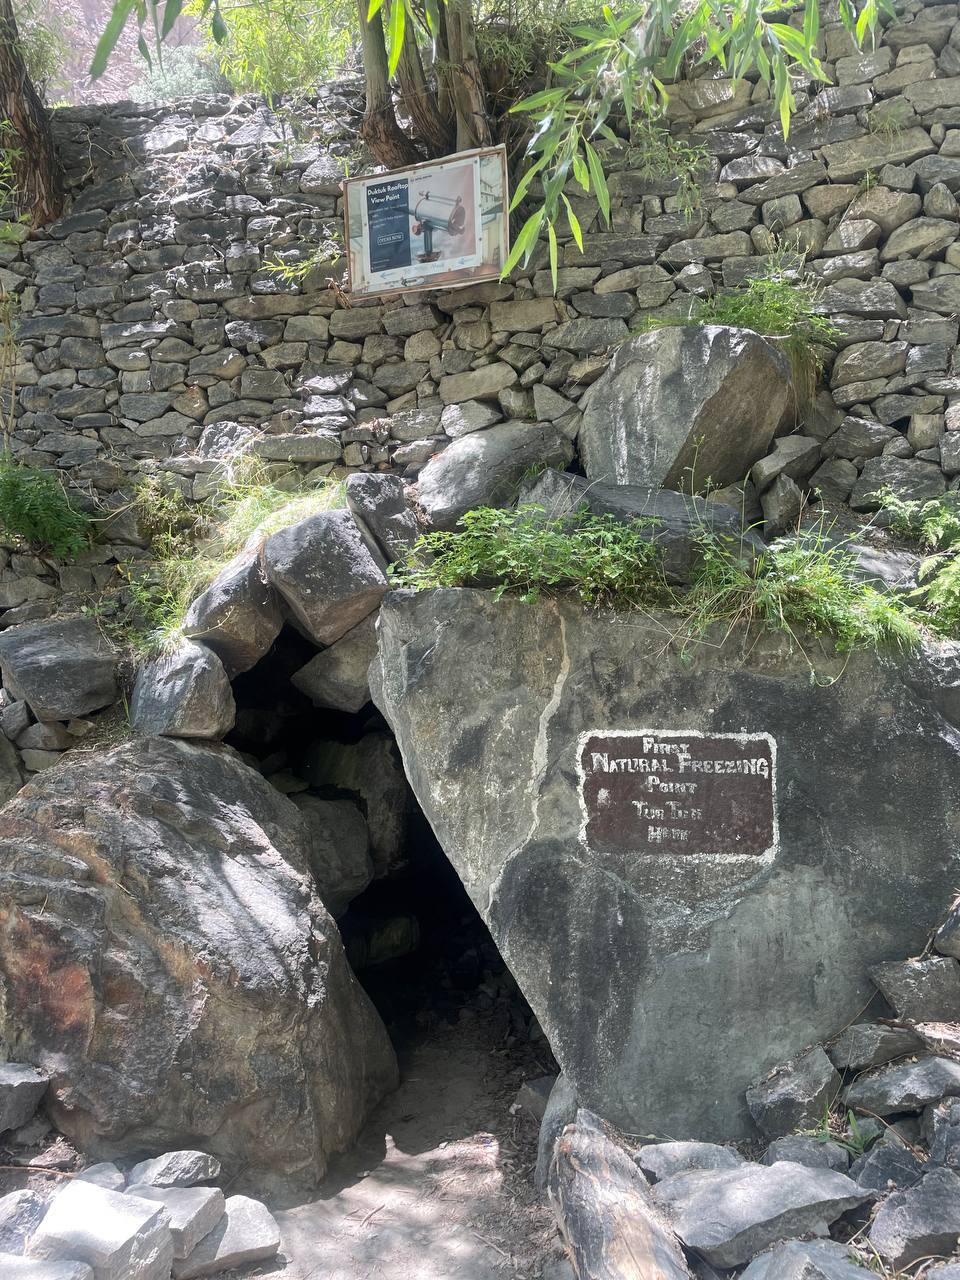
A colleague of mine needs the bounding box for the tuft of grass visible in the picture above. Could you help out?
[123,459,343,653]
[0,454,91,558]
[633,262,836,409]
[681,530,922,658]
[390,504,673,608]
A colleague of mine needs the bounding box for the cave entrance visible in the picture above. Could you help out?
[225,623,548,1054]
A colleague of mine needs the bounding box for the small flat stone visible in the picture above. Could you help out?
[636,1141,745,1182]
[845,1056,960,1116]
[740,1239,867,1280]
[850,1138,924,1192]
[829,1022,924,1071]
[125,1185,225,1260]
[869,1167,960,1267]
[762,1135,849,1172]
[746,1047,841,1137]
[172,1194,279,1279]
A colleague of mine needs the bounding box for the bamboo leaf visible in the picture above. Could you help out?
[562,194,583,252]
[584,141,610,225]
[90,0,138,79]
[387,0,406,77]
[501,208,544,278]
[509,156,547,212]
[160,0,182,38]
[367,0,385,21]
[548,222,558,292]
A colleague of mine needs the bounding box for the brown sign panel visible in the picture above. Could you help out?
[578,730,778,861]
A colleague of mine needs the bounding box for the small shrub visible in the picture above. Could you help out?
[129,46,229,102]
[683,531,922,657]
[0,455,91,558]
[876,489,960,637]
[628,123,711,219]
[391,504,672,607]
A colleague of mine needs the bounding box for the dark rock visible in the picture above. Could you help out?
[651,1161,868,1268]
[850,457,946,509]
[0,619,117,721]
[637,1141,745,1181]
[291,794,373,917]
[740,1239,872,1280]
[924,1098,960,1170]
[0,1063,48,1133]
[263,510,388,647]
[0,737,397,1194]
[416,422,574,531]
[850,1138,924,1192]
[291,613,378,713]
[578,326,791,491]
[182,553,283,678]
[345,472,420,563]
[829,1022,923,1071]
[869,1168,960,1267]
[519,469,766,583]
[130,641,235,740]
[746,1048,841,1137]
[870,957,960,1022]
[372,590,960,1141]
[762,1135,849,1172]
[845,1057,960,1117]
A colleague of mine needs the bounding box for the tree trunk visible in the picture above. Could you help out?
[443,0,493,151]
[397,21,455,157]
[358,0,422,168]
[548,1112,693,1280]
[0,0,64,226]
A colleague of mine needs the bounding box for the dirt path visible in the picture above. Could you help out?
[272,1013,561,1280]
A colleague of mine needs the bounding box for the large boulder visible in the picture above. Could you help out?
[416,421,575,531]
[372,588,960,1141]
[0,618,117,721]
[0,737,397,1193]
[263,509,388,647]
[129,641,236,740]
[578,326,791,491]
[182,552,283,678]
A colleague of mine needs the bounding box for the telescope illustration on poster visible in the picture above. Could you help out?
[343,146,509,299]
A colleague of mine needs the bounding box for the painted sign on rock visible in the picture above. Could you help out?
[578,730,778,862]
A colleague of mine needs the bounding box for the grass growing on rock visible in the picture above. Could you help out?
[877,488,960,638]
[394,505,924,658]
[125,460,343,653]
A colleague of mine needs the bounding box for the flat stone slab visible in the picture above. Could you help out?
[636,1141,745,1181]
[172,1194,280,1279]
[870,957,960,1022]
[0,1255,94,1280]
[762,1135,849,1172]
[75,1164,125,1191]
[845,1056,960,1116]
[29,1179,173,1280]
[828,1022,923,1071]
[127,1150,221,1188]
[0,619,117,721]
[649,1160,869,1268]
[0,1063,48,1133]
[126,1185,225,1259]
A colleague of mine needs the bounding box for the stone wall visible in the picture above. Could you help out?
[6,0,960,623]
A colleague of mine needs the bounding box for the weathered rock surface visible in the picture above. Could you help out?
[127,1151,221,1189]
[636,1140,745,1181]
[0,1063,48,1133]
[0,619,117,721]
[762,1135,849,1172]
[263,509,388,646]
[869,1167,960,1266]
[291,613,378,712]
[746,1048,841,1137]
[372,589,960,1140]
[416,421,574,531]
[650,1161,868,1268]
[0,737,397,1192]
[182,553,283,677]
[828,1021,923,1071]
[0,1188,49,1253]
[29,1180,173,1280]
[124,1184,225,1260]
[578,326,791,491]
[845,1056,960,1117]
[870,956,960,1022]
[292,794,374,916]
[740,1239,868,1280]
[345,472,420,563]
[0,1257,94,1280]
[171,1194,280,1279]
[129,641,235,740]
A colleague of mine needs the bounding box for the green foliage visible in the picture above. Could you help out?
[14,0,70,100]
[876,489,960,638]
[628,122,711,218]
[126,460,343,652]
[800,1105,874,1157]
[635,263,835,406]
[391,503,671,606]
[265,229,344,285]
[0,455,91,558]
[0,122,22,219]
[683,530,922,657]
[129,45,229,101]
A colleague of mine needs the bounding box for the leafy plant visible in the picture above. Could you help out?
[129,44,229,100]
[628,121,711,219]
[13,0,70,99]
[0,454,91,558]
[265,229,344,285]
[391,503,672,607]
[0,120,22,219]
[876,489,960,638]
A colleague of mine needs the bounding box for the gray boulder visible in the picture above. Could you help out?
[0,619,117,721]
[0,738,397,1193]
[869,1168,960,1267]
[182,552,283,678]
[263,510,388,647]
[28,1180,173,1280]
[746,1048,841,1137]
[850,1138,924,1191]
[123,1185,224,1261]
[345,472,420,563]
[372,589,960,1141]
[650,1161,868,1268]
[171,1194,279,1279]
[740,1240,870,1280]
[578,326,791,491]
[291,613,378,713]
[292,794,374,916]
[829,1022,923,1071]
[637,1141,745,1181]
[0,1062,48,1133]
[127,1151,221,1189]
[924,1098,960,1170]
[0,1188,49,1253]
[130,642,235,740]
[519,469,766,583]
[416,421,574,531]
[535,1074,578,1195]
[870,956,960,1022]
[845,1056,960,1116]
[762,1135,849,1172]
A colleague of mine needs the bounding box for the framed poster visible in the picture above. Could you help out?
[343,145,509,299]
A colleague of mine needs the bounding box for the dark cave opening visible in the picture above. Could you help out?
[225,624,550,1055]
